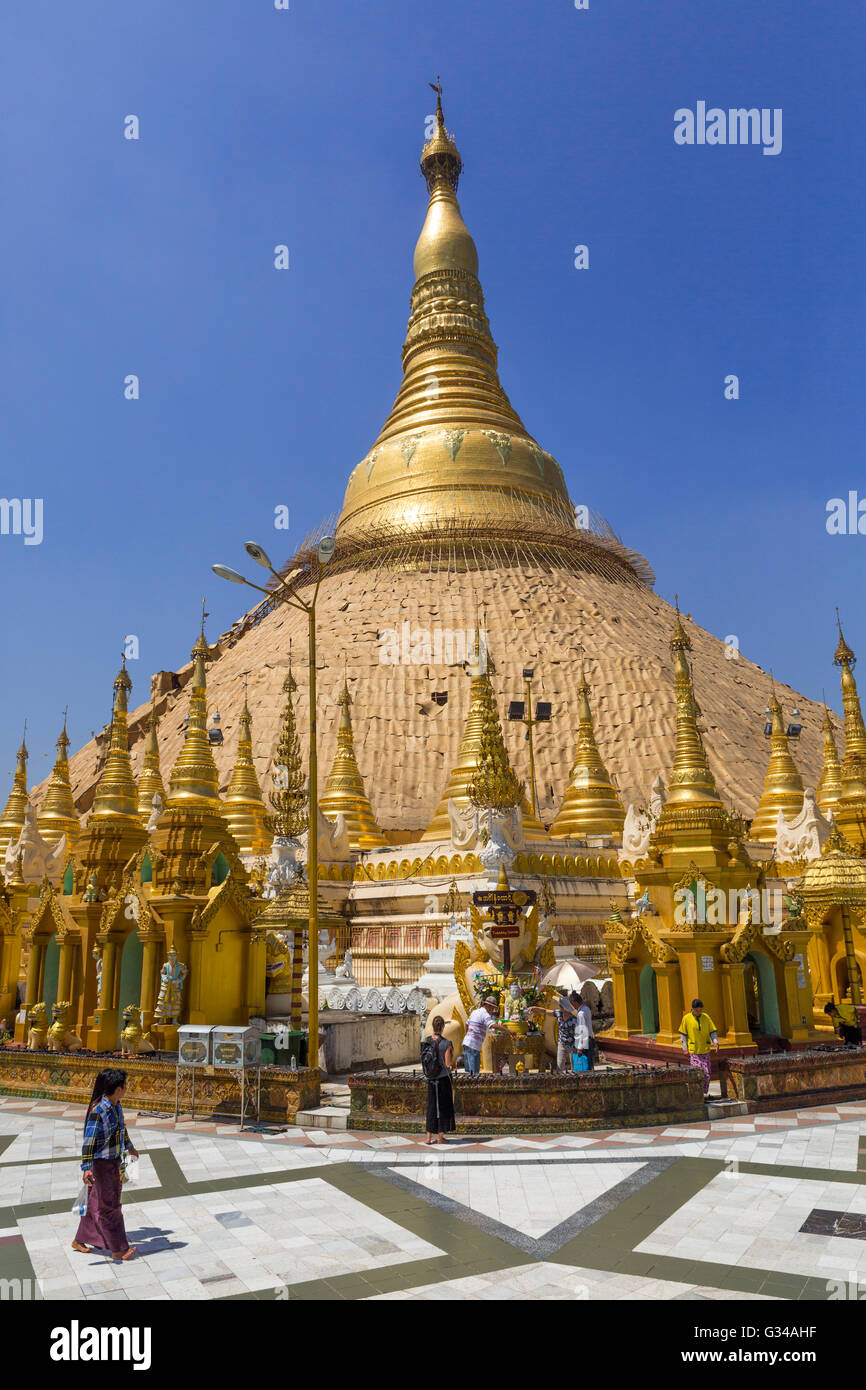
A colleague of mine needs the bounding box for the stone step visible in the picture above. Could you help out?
[295,1105,349,1130]
[705,1098,752,1119]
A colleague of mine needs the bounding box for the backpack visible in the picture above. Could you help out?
[420,1035,446,1081]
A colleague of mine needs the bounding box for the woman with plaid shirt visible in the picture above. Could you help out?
[72,1068,138,1261]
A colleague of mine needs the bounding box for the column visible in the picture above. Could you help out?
[719,961,754,1046]
[139,934,159,1029]
[56,936,75,1003]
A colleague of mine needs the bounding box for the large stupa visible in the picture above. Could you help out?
[28,93,837,837]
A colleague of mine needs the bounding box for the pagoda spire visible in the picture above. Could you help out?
[832,614,866,848]
[320,681,385,851]
[136,708,167,819]
[37,713,80,849]
[422,644,547,840]
[551,662,624,839]
[651,605,735,866]
[0,726,29,860]
[749,678,804,843]
[223,692,270,856]
[664,604,723,811]
[269,665,308,840]
[336,85,575,540]
[90,657,142,824]
[817,701,843,819]
[167,617,222,810]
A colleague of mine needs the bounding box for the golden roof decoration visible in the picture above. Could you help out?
[800,821,866,910]
[749,679,804,843]
[223,693,270,857]
[551,660,624,839]
[269,665,308,840]
[319,681,386,851]
[0,725,29,860]
[37,714,80,850]
[89,657,141,825]
[167,615,222,811]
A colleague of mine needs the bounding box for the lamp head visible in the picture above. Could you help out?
[317,536,336,566]
[212,564,247,585]
[244,541,274,570]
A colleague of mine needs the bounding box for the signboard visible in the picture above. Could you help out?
[472,886,537,939]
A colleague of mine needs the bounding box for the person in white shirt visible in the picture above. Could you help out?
[461,997,499,1075]
[573,991,596,1069]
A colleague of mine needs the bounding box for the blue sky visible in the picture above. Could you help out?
[2,0,865,776]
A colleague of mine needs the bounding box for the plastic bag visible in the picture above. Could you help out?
[121,1154,139,1186]
[72,1183,88,1216]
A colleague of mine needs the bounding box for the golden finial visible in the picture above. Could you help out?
[467,673,523,815]
[750,678,804,843]
[831,612,866,848]
[817,700,843,819]
[90,658,142,825]
[0,721,31,860]
[223,690,270,857]
[137,706,166,819]
[269,657,308,840]
[37,711,80,849]
[320,675,386,850]
[552,657,624,839]
[166,616,221,810]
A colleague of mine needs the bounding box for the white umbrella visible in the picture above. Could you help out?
[540,959,598,991]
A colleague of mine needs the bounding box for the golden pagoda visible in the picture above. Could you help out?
[0,727,29,860]
[550,663,624,839]
[320,682,385,851]
[801,821,866,1018]
[37,716,80,850]
[832,618,866,850]
[749,681,804,843]
[816,703,843,819]
[337,85,575,540]
[269,666,308,840]
[77,658,148,891]
[421,650,547,840]
[136,709,166,819]
[89,658,141,826]
[651,607,731,867]
[166,625,222,810]
[222,694,270,856]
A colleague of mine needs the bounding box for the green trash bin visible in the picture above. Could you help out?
[259,1032,277,1066]
[274,1029,306,1067]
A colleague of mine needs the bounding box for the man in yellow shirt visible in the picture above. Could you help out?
[678,998,719,1095]
[824,1001,862,1047]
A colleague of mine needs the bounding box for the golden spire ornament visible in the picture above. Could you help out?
[37,712,80,849]
[89,657,141,824]
[0,726,29,860]
[166,614,222,810]
[833,614,866,849]
[664,604,723,810]
[269,664,308,840]
[136,708,167,819]
[551,662,624,839]
[423,646,547,839]
[320,681,385,850]
[336,85,575,540]
[223,691,270,856]
[749,679,804,843]
[817,701,843,820]
[466,674,524,815]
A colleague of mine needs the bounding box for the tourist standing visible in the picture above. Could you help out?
[678,999,719,1095]
[574,991,595,1070]
[423,1016,455,1145]
[825,1000,862,1046]
[72,1068,138,1261]
[462,996,498,1075]
[542,991,578,1072]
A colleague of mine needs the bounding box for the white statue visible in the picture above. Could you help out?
[775,790,830,864]
[5,804,67,885]
[299,807,351,864]
[263,837,305,897]
[447,800,525,858]
[335,950,355,981]
[153,947,188,1024]
[146,792,164,834]
[620,775,666,863]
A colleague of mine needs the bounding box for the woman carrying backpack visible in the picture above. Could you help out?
[423,1016,455,1146]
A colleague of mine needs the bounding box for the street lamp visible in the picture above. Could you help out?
[213,534,335,1072]
[507,666,551,818]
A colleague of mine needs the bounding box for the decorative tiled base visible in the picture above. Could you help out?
[348,1066,706,1132]
[0,1047,320,1124]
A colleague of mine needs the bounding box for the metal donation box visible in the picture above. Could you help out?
[211,1025,260,1069]
[177,1025,213,1067]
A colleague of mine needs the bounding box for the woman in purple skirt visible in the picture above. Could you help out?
[72,1067,138,1261]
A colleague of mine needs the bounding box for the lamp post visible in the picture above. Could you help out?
[507,667,552,819]
[213,535,335,1070]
